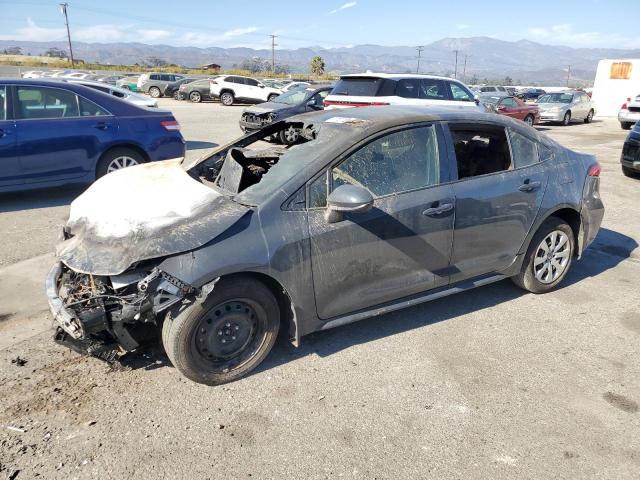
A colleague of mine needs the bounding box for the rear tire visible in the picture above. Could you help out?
[622,165,637,178]
[149,86,161,98]
[584,109,594,123]
[189,91,202,103]
[524,114,534,127]
[165,277,280,385]
[562,111,571,126]
[279,125,300,145]
[96,147,145,178]
[621,122,633,130]
[220,91,234,106]
[511,217,574,294]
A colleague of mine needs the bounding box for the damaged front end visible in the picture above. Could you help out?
[47,261,196,361]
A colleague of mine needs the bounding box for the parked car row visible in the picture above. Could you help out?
[22,69,137,86]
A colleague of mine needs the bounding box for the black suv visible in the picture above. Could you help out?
[622,121,640,177]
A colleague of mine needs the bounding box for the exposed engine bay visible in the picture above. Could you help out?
[52,262,196,361]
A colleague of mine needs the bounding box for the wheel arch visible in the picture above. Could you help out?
[95,144,150,178]
[526,206,582,257]
[214,271,299,346]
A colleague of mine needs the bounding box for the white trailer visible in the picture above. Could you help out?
[591,59,640,116]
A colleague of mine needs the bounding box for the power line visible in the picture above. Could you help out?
[415,46,424,73]
[59,3,74,67]
[269,34,278,72]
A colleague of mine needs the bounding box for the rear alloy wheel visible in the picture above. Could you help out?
[512,217,574,294]
[149,86,161,98]
[165,277,280,385]
[220,92,234,106]
[562,111,571,126]
[584,109,594,123]
[279,125,299,145]
[96,148,144,178]
[524,114,534,127]
[190,91,202,103]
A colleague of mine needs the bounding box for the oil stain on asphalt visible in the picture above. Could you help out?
[603,391,639,413]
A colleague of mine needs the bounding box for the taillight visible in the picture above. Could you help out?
[621,97,631,110]
[161,120,180,131]
[587,162,601,177]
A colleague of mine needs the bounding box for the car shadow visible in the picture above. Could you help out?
[121,227,637,379]
[186,140,219,151]
[0,185,86,213]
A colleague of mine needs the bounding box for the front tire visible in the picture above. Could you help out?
[96,148,144,178]
[149,86,161,98]
[268,94,278,102]
[562,111,571,126]
[165,277,280,385]
[524,114,534,127]
[220,91,234,106]
[279,125,300,145]
[511,217,574,294]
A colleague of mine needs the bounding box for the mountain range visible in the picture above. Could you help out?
[2,37,639,85]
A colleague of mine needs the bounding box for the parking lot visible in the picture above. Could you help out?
[1,99,639,479]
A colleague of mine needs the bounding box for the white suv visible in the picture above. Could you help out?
[210,75,283,106]
[324,73,482,111]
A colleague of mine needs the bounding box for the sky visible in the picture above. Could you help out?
[1,0,639,50]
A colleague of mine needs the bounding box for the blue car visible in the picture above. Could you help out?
[0,79,185,193]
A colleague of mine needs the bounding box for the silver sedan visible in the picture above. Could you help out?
[537,91,595,125]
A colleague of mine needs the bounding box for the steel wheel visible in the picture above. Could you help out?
[106,155,139,173]
[533,230,571,284]
[149,87,161,98]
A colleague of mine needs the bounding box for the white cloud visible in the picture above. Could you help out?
[527,23,640,48]
[0,18,65,41]
[329,1,357,14]
[137,29,172,42]
[178,27,259,47]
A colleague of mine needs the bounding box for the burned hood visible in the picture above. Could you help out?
[57,159,250,276]
[244,102,291,115]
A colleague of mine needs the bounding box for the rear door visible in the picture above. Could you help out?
[445,123,549,281]
[14,85,118,185]
[0,85,22,188]
[497,97,521,119]
[307,123,454,319]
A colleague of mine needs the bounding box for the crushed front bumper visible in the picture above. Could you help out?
[46,262,85,339]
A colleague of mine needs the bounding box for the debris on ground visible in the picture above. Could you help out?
[10,356,27,367]
[6,426,26,433]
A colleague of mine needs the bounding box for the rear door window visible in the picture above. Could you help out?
[449,125,512,179]
[16,86,80,119]
[331,78,385,96]
[419,79,449,100]
[150,74,160,81]
[395,79,420,98]
[508,130,539,168]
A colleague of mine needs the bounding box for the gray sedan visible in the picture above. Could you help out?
[47,107,604,385]
[537,91,595,125]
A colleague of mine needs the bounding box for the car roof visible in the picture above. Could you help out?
[339,72,462,82]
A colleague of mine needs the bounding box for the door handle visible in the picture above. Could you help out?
[93,122,111,130]
[422,203,454,216]
[0,128,5,138]
[519,180,541,192]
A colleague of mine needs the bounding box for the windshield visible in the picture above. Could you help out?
[537,93,573,104]
[271,88,310,105]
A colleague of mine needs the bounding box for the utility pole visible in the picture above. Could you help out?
[462,54,468,83]
[566,65,571,87]
[59,3,74,67]
[453,49,459,79]
[269,34,277,72]
[415,46,424,73]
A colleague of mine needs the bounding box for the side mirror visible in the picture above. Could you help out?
[325,184,374,223]
[258,83,265,88]
[474,94,480,105]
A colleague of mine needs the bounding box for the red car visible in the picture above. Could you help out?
[486,96,540,126]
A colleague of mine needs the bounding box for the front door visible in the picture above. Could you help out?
[445,123,549,282]
[14,85,117,185]
[307,124,454,319]
[0,85,21,188]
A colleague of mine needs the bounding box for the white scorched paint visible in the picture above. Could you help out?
[68,159,221,238]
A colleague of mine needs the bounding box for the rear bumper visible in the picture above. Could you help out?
[618,110,640,124]
[580,177,605,254]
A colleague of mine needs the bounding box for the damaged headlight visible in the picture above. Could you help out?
[268,112,278,122]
